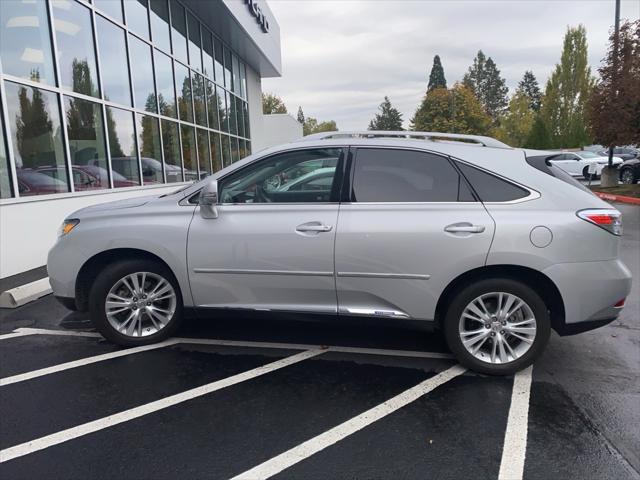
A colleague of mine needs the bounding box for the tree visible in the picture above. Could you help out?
[296,106,305,124]
[303,117,338,136]
[427,55,447,92]
[524,114,551,149]
[493,92,536,147]
[14,78,54,168]
[262,93,287,114]
[587,20,640,156]
[541,25,594,148]
[462,50,509,121]
[411,83,491,134]
[368,96,404,130]
[518,71,542,111]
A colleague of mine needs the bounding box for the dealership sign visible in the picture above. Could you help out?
[245,0,270,33]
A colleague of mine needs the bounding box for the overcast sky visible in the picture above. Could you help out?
[262,0,640,130]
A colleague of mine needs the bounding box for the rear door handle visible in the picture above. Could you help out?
[444,223,485,234]
[296,222,333,233]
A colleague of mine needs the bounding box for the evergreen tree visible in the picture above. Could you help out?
[262,93,287,114]
[368,96,404,130]
[493,92,535,147]
[518,71,542,111]
[525,114,551,149]
[296,106,305,124]
[427,55,447,92]
[15,80,54,168]
[541,25,594,148]
[462,50,509,121]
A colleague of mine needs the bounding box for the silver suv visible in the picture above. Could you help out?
[47,131,632,375]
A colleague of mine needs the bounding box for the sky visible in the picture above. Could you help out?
[262,0,640,130]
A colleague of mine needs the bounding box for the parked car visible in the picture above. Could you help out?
[618,158,640,184]
[38,165,138,190]
[599,147,639,161]
[47,131,632,375]
[17,169,68,195]
[111,157,196,184]
[274,166,336,192]
[548,151,623,179]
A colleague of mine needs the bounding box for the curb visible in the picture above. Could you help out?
[0,278,52,309]
[594,192,640,205]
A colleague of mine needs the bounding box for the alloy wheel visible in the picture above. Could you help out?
[458,292,537,365]
[620,169,635,184]
[105,272,177,337]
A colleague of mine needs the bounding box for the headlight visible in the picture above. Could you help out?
[59,219,80,237]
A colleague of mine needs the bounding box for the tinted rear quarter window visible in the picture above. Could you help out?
[456,162,529,202]
[352,148,474,202]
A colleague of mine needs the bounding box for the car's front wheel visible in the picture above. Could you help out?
[89,259,183,346]
[443,278,550,375]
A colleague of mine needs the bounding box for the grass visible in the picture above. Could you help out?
[590,184,640,199]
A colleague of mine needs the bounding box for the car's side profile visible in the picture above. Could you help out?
[47,131,632,375]
[548,151,623,179]
[618,158,640,184]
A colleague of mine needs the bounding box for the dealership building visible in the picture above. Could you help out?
[0,0,298,283]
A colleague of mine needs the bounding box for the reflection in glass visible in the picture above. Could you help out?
[193,74,207,126]
[129,35,157,112]
[5,82,68,195]
[230,136,239,163]
[220,90,229,133]
[238,139,246,160]
[0,0,56,85]
[174,61,193,123]
[0,112,14,198]
[196,129,211,178]
[209,132,222,173]
[187,12,201,71]
[235,96,244,138]
[206,81,220,130]
[227,91,237,135]
[180,125,197,181]
[243,101,250,139]
[124,0,150,40]
[213,38,224,85]
[96,16,131,106]
[150,0,171,53]
[64,95,109,190]
[223,47,233,89]
[202,29,214,79]
[246,141,251,156]
[232,54,241,96]
[240,63,247,99]
[106,106,140,186]
[220,134,230,167]
[52,1,99,97]
[169,0,188,63]
[136,114,163,184]
[94,0,123,23]
[154,49,177,118]
[160,120,182,182]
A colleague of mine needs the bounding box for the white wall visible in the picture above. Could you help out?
[256,114,303,151]
[0,184,181,279]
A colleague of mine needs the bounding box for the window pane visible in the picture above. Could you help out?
[209,132,222,173]
[136,114,163,184]
[0,0,56,85]
[223,46,232,89]
[242,101,250,139]
[154,49,176,117]
[196,128,210,178]
[149,0,171,52]
[180,124,197,181]
[240,62,247,99]
[456,162,528,202]
[124,0,149,40]
[227,91,236,135]
[220,90,229,132]
[213,37,224,84]
[160,119,182,182]
[0,109,14,198]
[231,54,240,96]
[52,0,99,97]
[352,149,465,202]
[186,12,201,71]
[202,29,213,79]
[192,73,206,126]
[246,141,251,155]
[230,136,239,163]
[106,106,139,186]
[219,148,341,204]
[174,61,192,122]
[129,35,156,112]
[96,16,131,105]
[94,0,123,23]
[5,82,68,196]
[64,95,109,190]
[238,139,246,160]
[220,134,230,167]
[206,81,219,130]
[235,96,244,138]
[169,0,187,63]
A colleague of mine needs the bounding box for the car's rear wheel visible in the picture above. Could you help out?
[443,278,550,375]
[620,168,636,184]
[582,166,597,181]
[89,259,183,346]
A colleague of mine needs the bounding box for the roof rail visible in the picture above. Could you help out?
[296,131,511,149]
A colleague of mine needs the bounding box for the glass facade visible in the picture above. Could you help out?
[0,0,252,199]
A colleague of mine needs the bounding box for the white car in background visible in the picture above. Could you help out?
[549,151,623,179]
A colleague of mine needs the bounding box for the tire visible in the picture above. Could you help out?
[89,259,183,346]
[582,166,597,181]
[443,278,550,375]
[619,168,635,185]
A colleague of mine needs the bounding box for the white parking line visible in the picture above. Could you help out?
[498,365,533,480]
[0,328,101,339]
[0,339,180,386]
[0,331,36,341]
[230,364,466,480]
[0,349,324,463]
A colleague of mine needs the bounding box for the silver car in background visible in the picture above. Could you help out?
[47,131,632,375]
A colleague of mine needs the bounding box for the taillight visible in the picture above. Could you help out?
[577,209,622,236]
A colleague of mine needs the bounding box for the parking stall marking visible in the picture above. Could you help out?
[0,328,101,340]
[0,348,324,463]
[498,365,533,480]
[230,364,467,480]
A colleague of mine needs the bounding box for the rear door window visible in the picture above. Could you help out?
[455,162,529,202]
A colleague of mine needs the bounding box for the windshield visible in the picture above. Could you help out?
[577,151,599,159]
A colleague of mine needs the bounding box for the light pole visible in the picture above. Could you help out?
[608,0,621,168]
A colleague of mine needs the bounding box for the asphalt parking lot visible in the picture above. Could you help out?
[0,202,638,480]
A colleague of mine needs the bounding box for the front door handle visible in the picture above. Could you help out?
[296,222,333,233]
[444,223,485,234]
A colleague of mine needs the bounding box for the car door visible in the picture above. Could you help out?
[334,147,495,320]
[549,154,575,175]
[187,147,345,313]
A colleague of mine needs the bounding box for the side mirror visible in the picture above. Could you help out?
[199,180,219,219]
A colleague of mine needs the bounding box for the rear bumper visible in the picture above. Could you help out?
[543,259,632,333]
